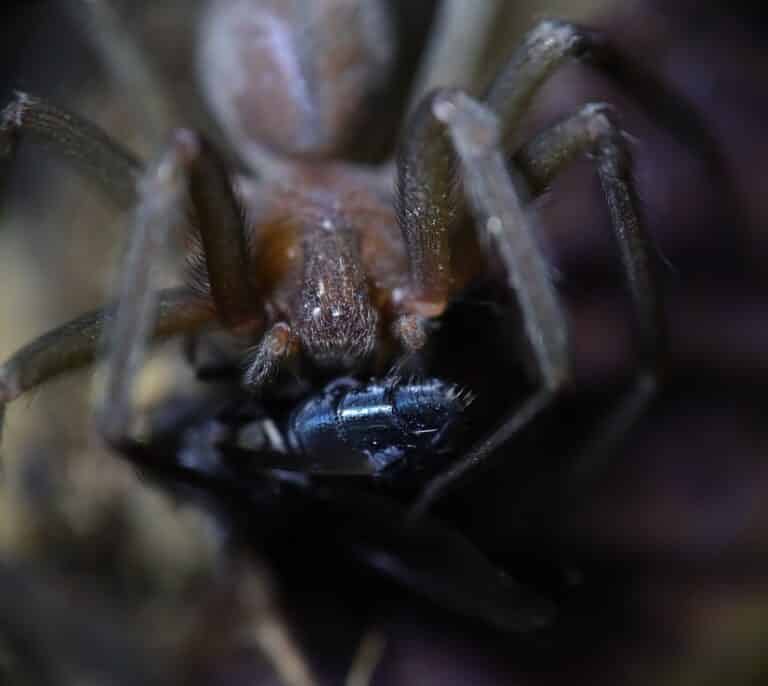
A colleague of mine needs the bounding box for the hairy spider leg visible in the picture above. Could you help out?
[395,17,713,346]
[241,322,296,389]
[513,103,663,514]
[0,289,213,439]
[412,85,665,515]
[98,134,205,442]
[0,92,141,207]
[484,18,740,233]
[0,96,276,444]
[180,130,259,330]
[515,102,664,384]
[0,95,265,332]
[487,20,701,156]
[405,20,685,514]
[394,90,459,340]
[396,15,732,344]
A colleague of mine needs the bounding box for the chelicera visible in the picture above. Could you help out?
[0,0,705,629]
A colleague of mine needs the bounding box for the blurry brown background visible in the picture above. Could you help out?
[0,1,767,684]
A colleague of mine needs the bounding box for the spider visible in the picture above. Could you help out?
[0,0,715,630]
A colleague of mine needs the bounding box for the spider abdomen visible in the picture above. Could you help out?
[199,0,396,162]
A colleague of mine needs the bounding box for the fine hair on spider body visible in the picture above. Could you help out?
[0,0,728,630]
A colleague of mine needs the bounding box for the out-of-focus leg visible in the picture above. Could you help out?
[484,16,730,180]
[514,103,664,505]
[74,0,177,141]
[407,0,503,106]
[98,135,195,441]
[0,92,141,207]
[0,288,214,441]
[414,95,665,514]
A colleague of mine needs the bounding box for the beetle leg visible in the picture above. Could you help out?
[0,92,141,207]
[411,91,570,515]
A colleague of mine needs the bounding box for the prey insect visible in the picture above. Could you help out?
[0,0,717,629]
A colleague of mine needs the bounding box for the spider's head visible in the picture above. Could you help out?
[295,218,379,372]
[297,296,379,373]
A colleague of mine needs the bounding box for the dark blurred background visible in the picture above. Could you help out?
[0,1,767,684]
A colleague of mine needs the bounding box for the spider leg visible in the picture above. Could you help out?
[513,103,663,508]
[0,140,215,421]
[1,97,257,331]
[414,94,666,515]
[394,90,459,345]
[0,118,259,443]
[242,322,296,389]
[0,92,141,207]
[73,0,176,142]
[99,129,262,440]
[97,135,196,441]
[515,104,663,371]
[484,19,601,148]
[408,0,503,106]
[179,130,259,331]
[0,288,213,443]
[484,17,734,194]
[411,91,569,515]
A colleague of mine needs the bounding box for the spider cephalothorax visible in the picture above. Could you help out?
[0,0,721,628]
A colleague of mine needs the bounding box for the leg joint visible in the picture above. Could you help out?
[575,102,632,177]
[0,91,32,155]
[524,19,590,61]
